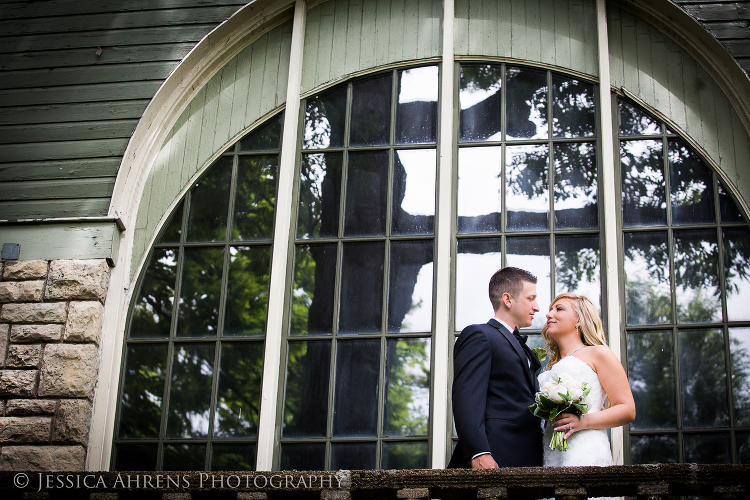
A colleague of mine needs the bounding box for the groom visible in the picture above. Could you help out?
[448,267,543,468]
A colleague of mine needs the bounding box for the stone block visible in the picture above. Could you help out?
[0,416,52,443]
[0,281,45,303]
[52,399,92,446]
[1,303,67,324]
[0,370,38,397]
[3,260,48,280]
[38,344,99,398]
[45,260,110,302]
[0,323,8,368]
[6,399,57,416]
[64,301,104,344]
[0,445,85,471]
[10,324,63,343]
[6,344,43,368]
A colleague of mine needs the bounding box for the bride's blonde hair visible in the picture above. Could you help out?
[541,293,608,369]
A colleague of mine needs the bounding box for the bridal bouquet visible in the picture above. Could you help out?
[528,373,590,451]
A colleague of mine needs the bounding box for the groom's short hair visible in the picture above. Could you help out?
[489,267,537,311]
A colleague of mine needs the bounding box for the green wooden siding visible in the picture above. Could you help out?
[301,0,442,94]
[608,5,750,210]
[129,20,293,280]
[0,221,120,262]
[454,0,598,77]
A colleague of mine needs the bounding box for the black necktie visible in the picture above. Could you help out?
[513,327,533,369]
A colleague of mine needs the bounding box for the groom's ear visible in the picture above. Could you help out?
[501,292,513,309]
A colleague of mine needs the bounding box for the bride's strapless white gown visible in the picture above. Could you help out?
[537,355,614,467]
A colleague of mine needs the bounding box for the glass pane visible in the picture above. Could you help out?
[729,328,750,427]
[554,142,597,229]
[344,151,388,237]
[176,246,224,337]
[737,432,750,464]
[223,246,271,336]
[388,241,434,333]
[683,433,731,463]
[304,86,346,149]
[507,236,550,330]
[618,100,661,136]
[239,112,282,151]
[350,74,391,147]
[392,149,436,235]
[719,181,745,223]
[668,140,715,225]
[506,144,549,231]
[163,444,206,471]
[186,157,232,242]
[214,342,264,438]
[291,244,337,335]
[283,341,331,438]
[384,338,431,436]
[211,444,256,471]
[297,153,342,239]
[679,329,729,428]
[165,343,215,438]
[233,155,278,241]
[630,435,678,464]
[624,232,671,325]
[159,201,183,243]
[130,248,177,339]
[459,64,502,142]
[333,339,380,437]
[673,230,720,323]
[554,234,601,307]
[117,344,168,438]
[552,75,595,138]
[396,66,438,144]
[621,140,666,227]
[457,146,503,233]
[330,442,377,469]
[339,242,385,334]
[724,228,750,322]
[279,443,326,471]
[627,331,676,430]
[506,67,548,140]
[455,238,501,331]
[114,444,158,471]
[382,441,429,469]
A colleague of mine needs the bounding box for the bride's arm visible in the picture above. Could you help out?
[553,345,635,438]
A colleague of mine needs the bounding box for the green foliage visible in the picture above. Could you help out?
[384,339,431,436]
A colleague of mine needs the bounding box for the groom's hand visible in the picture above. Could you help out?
[471,454,499,469]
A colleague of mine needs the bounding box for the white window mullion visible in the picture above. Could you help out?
[431,0,455,470]
[256,0,306,472]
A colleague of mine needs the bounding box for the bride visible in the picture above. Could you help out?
[538,293,635,466]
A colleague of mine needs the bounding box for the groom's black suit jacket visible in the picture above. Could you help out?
[448,318,543,468]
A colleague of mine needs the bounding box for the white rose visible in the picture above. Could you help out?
[541,381,555,395]
[559,372,582,390]
[568,387,583,400]
[548,385,566,402]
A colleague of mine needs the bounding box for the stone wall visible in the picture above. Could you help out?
[0,259,110,471]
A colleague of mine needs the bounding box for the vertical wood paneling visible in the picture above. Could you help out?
[526,0,542,63]
[454,0,469,54]
[650,34,670,114]
[198,67,223,165]
[731,110,750,195]
[553,0,571,70]
[510,0,527,62]
[607,7,624,89]
[229,44,255,137]
[568,0,585,72]
[213,57,238,151]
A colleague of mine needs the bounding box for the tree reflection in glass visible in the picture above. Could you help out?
[621,140,666,227]
[624,232,671,325]
[668,140,715,225]
[618,100,661,136]
[118,344,168,438]
[163,444,206,471]
[279,443,325,471]
[457,146,502,233]
[455,238,501,331]
[388,241,434,333]
[384,338,431,436]
[719,181,745,223]
[506,67,547,140]
[554,142,597,229]
[233,156,278,241]
[339,242,385,334]
[297,153,342,239]
[683,433,731,463]
[630,435,678,464]
[186,157,232,242]
[459,64,502,142]
[555,235,600,306]
[333,339,380,437]
[673,230,720,323]
[729,328,750,427]
[737,432,750,463]
[211,444,256,471]
[679,329,729,428]
[627,331,676,430]
[507,236,550,329]
[176,247,224,337]
[213,342,264,438]
[551,75,595,138]
[331,442,377,469]
[130,248,177,338]
[114,444,158,471]
[506,144,549,231]
[239,113,283,151]
[291,244,336,335]
[304,86,346,149]
[283,341,330,437]
[382,441,429,469]
[723,228,750,322]
[396,65,438,144]
[159,201,183,243]
[350,74,392,147]
[165,343,215,438]
[223,246,271,336]
[344,151,388,237]
[392,149,436,235]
